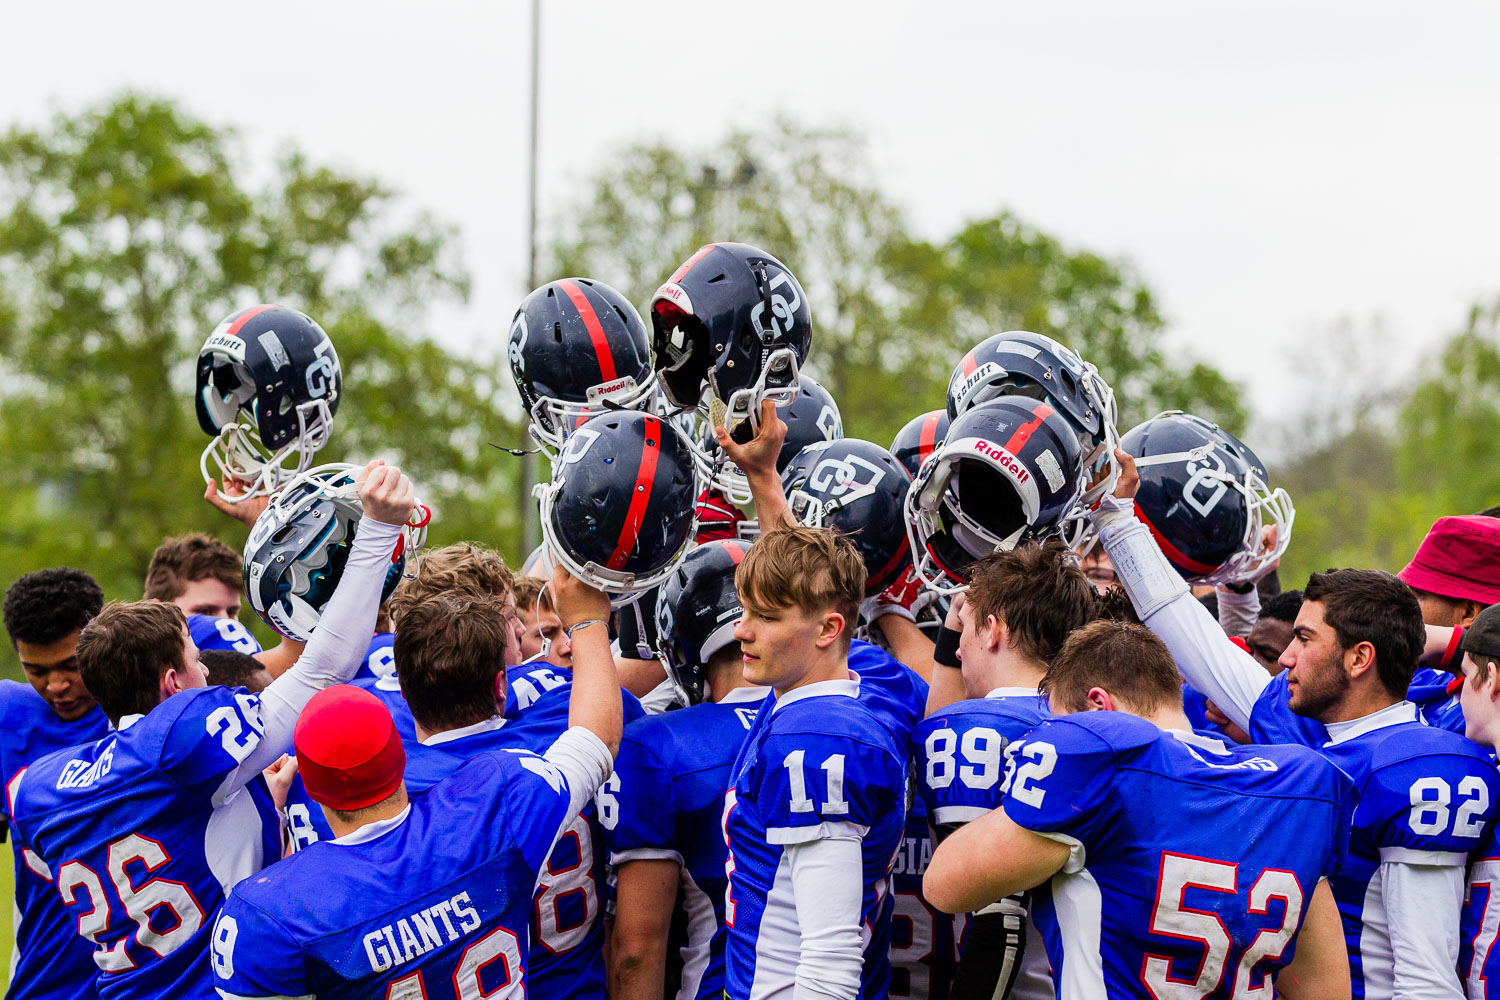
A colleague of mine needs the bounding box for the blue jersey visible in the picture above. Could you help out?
[1001,713,1354,1000]
[0,681,109,1000]
[187,614,263,655]
[1314,709,1500,998]
[598,686,766,1000]
[848,638,927,742]
[910,691,1049,1000]
[723,675,908,1000]
[211,747,580,999]
[1408,667,1466,734]
[351,631,396,683]
[9,687,279,1000]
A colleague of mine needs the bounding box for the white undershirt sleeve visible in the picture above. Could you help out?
[543,726,614,840]
[1094,503,1271,732]
[223,520,403,791]
[1216,585,1260,639]
[786,833,865,1000]
[1383,860,1467,999]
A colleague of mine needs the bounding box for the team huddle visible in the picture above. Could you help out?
[4,241,1500,1000]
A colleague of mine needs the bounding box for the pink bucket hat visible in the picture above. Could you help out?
[1399,515,1500,605]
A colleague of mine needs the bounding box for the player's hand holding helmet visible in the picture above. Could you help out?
[243,460,429,641]
[655,538,751,706]
[197,304,342,503]
[508,278,656,457]
[534,409,698,608]
[947,331,1120,519]
[1120,411,1294,585]
[906,397,1085,593]
[650,242,812,445]
[782,438,913,596]
[688,376,842,506]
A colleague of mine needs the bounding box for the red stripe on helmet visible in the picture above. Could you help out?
[670,245,716,285]
[1133,501,1219,577]
[1001,402,1056,456]
[718,539,746,565]
[919,412,941,465]
[606,417,663,572]
[557,280,617,383]
[223,304,274,340]
[867,536,912,594]
[961,351,978,378]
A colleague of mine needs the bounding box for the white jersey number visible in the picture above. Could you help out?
[534,812,599,953]
[1409,774,1490,838]
[1141,853,1303,1000]
[58,833,208,972]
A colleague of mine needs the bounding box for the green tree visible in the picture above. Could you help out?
[550,120,1246,447]
[0,94,521,672]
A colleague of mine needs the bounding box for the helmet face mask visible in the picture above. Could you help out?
[688,377,843,507]
[196,305,342,502]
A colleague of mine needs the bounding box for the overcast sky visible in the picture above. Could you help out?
[4,0,1498,445]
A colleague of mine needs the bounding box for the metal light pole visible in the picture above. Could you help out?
[521,0,542,552]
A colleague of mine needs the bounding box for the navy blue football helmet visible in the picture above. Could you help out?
[691,375,843,507]
[655,538,751,706]
[243,465,424,641]
[945,331,1119,517]
[782,439,913,595]
[650,243,812,441]
[535,410,698,606]
[197,305,341,502]
[907,397,1085,592]
[1121,411,1294,585]
[890,409,950,479]
[509,278,656,456]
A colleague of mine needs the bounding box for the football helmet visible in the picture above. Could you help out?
[907,398,1085,593]
[650,243,812,439]
[890,409,950,479]
[690,376,843,506]
[243,465,429,641]
[782,439,913,595]
[946,331,1119,515]
[197,305,342,502]
[508,278,656,455]
[1121,411,1294,586]
[534,410,698,607]
[655,538,751,706]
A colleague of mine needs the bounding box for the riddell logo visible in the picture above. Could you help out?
[593,378,632,397]
[973,440,1030,484]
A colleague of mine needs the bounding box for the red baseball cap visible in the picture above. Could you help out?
[1399,516,1500,605]
[294,685,406,811]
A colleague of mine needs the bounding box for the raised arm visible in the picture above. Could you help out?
[1092,452,1271,732]
[551,565,624,756]
[717,399,793,532]
[227,461,415,785]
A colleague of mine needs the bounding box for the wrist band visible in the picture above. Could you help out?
[567,619,608,639]
[1223,581,1256,595]
[934,626,962,668]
